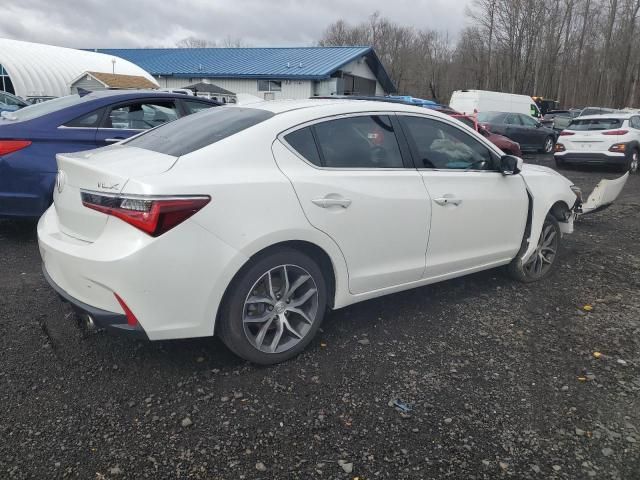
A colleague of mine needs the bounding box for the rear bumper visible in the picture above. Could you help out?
[37,205,246,341]
[42,264,148,339]
[554,151,626,165]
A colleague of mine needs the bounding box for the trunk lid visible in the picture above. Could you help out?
[54,145,177,242]
[563,129,615,152]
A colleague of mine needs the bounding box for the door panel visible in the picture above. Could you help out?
[272,118,431,294]
[398,114,529,278]
[421,171,528,278]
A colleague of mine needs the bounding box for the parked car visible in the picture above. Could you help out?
[452,114,522,156]
[477,111,557,153]
[0,91,28,113]
[554,113,640,172]
[39,99,584,365]
[541,109,581,132]
[0,90,220,218]
[25,96,57,105]
[579,107,616,117]
[450,90,542,118]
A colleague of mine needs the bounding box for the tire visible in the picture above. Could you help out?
[218,248,327,365]
[540,136,555,154]
[508,214,561,283]
[625,149,639,174]
[554,157,565,169]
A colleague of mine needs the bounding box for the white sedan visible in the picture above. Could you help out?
[39,99,584,364]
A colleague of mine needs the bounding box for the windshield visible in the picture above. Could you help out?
[125,107,274,156]
[2,94,92,122]
[568,118,624,131]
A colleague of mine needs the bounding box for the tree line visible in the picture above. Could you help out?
[319,2,640,109]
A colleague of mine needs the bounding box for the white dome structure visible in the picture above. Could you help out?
[0,38,158,98]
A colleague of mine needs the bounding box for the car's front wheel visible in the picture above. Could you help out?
[218,248,327,365]
[508,214,561,283]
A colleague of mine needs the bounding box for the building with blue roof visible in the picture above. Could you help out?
[93,46,396,101]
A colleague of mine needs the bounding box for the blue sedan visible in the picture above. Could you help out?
[0,90,219,218]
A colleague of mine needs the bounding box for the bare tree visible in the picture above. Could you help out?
[175,37,215,48]
[319,4,640,108]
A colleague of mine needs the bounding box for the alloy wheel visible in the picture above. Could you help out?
[544,137,554,153]
[523,223,558,277]
[242,264,319,354]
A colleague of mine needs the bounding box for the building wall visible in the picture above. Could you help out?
[155,77,313,100]
[153,57,387,100]
[70,76,106,94]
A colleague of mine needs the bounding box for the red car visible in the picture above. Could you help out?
[442,110,522,157]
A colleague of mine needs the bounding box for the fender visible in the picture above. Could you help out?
[518,164,577,263]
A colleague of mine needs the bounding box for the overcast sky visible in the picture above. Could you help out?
[0,0,472,49]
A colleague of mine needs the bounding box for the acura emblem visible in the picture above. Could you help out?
[55,170,66,193]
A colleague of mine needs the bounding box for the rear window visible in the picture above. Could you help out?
[568,118,623,131]
[125,107,274,156]
[3,94,92,122]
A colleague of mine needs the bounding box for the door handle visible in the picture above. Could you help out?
[312,197,352,209]
[104,138,125,143]
[434,197,462,206]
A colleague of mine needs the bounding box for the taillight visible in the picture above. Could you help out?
[0,140,31,155]
[80,192,210,237]
[555,143,566,152]
[602,130,628,135]
[609,143,627,153]
[559,131,575,136]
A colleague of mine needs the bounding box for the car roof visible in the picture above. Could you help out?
[77,89,219,103]
[240,98,454,118]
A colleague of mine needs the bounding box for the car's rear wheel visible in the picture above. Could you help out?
[508,214,561,283]
[218,248,327,365]
[541,136,555,154]
[554,157,566,169]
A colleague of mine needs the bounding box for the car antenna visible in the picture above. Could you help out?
[77,88,92,97]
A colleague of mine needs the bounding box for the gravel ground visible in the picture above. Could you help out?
[1,154,639,479]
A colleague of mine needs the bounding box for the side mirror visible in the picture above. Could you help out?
[500,155,523,175]
[535,122,542,128]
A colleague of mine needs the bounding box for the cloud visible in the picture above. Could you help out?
[0,0,471,48]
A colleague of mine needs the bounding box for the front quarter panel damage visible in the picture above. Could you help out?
[518,165,577,263]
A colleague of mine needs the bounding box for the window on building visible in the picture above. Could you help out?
[0,64,15,94]
[257,80,282,92]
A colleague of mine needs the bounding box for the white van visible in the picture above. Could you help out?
[450,90,541,118]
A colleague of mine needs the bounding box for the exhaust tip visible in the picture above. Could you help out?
[85,314,96,331]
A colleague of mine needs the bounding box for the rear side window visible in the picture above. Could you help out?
[63,108,105,128]
[284,127,321,166]
[568,118,623,131]
[284,116,404,168]
[314,116,404,168]
[126,107,274,156]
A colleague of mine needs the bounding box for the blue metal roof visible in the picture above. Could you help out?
[93,47,396,92]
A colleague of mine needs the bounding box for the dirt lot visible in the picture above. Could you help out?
[1,154,639,479]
